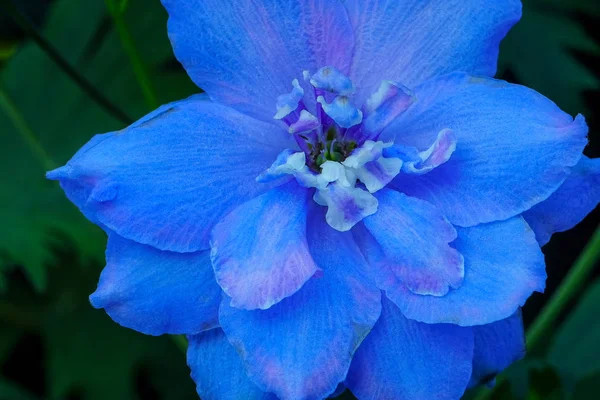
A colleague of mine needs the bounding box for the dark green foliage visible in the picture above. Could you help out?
[1,0,600,399]
[499,0,600,116]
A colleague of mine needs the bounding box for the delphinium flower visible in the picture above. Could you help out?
[47,0,600,399]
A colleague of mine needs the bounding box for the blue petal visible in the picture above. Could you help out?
[468,311,526,389]
[47,96,293,253]
[211,182,318,311]
[219,208,381,400]
[357,189,464,297]
[523,156,600,246]
[390,217,546,326]
[387,73,588,227]
[347,297,474,400]
[187,329,276,400]
[317,95,363,129]
[344,0,522,104]
[89,234,221,335]
[310,66,355,95]
[314,182,378,232]
[161,0,354,122]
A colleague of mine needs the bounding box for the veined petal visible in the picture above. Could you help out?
[393,217,546,326]
[187,329,276,400]
[89,234,221,336]
[523,156,600,246]
[357,190,464,297]
[162,0,354,122]
[468,311,526,389]
[211,182,317,311]
[219,209,381,400]
[345,0,522,105]
[47,96,293,253]
[347,297,474,400]
[387,73,588,227]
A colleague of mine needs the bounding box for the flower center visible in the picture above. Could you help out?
[257,66,457,232]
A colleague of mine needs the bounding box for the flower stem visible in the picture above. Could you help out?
[105,0,159,111]
[0,0,132,125]
[472,224,600,400]
[526,225,600,350]
[0,86,55,170]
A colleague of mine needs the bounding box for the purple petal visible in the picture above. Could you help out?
[391,217,546,326]
[211,182,317,310]
[357,189,464,297]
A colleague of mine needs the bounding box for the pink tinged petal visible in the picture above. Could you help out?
[289,110,320,135]
[402,128,457,175]
[390,217,546,326]
[387,73,589,227]
[314,182,378,232]
[347,297,474,400]
[162,0,354,123]
[362,81,415,136]
[211,182,317,311]
[345,0,522,105]
[342,141,402,193]
[357,189,464,297]
[357,157,403,193]
[219,211,381,400]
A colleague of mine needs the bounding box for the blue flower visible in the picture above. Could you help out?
[47,1,600,399]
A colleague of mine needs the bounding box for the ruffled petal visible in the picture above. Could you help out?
[387,73,588,227]
[357,189,464,297]
[47,96,293,253]
[187,329,276,400]
[523,156,600,246]
[219,209,381,400]
[347,297,474,400]
[468,311,526,388]
[314,182,378,232]
[391,217,546,326]
[211,182,317,311]
[89,234,221,335]
[344,0,522,104]
[162,0,354,122]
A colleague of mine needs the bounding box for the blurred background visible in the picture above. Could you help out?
[0,0,599,399]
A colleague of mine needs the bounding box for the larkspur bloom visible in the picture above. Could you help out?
[47,0,600,399]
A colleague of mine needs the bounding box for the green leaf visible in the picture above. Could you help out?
[572,371,600,400]
[0,0,197,290]
[0,378,39,400]
[547,279,600,389]
[1,252,197,400]
[499,0,600,115]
